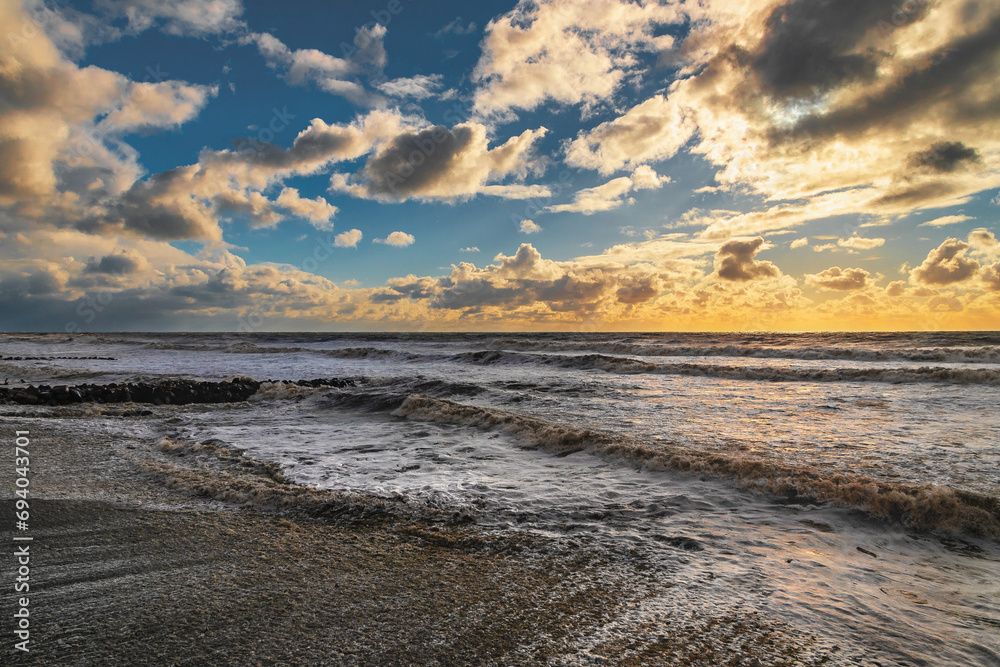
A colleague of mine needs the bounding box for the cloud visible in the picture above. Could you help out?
[460,247,480,253]
[928,295,963,312]
[907,142,981,173]
[472,0,682,117]
[564,95,695,175]
[886,280,907,297]
[837,235,885,250]
[83,252,142,275]
[919,214,974,227]
[377,74,444,100]
[0,0,234,236]
[334,229,363,248]
[805,266,871,291]
[243,26,386,104]
[435,17,476,38]
[95,0,245,37]
[378,243,685,314]
[547,167,669,214]
[910,238,980,286]
[99,110,412,241]
[25,1,124,57]
[519,219,542,234]
[560,0,1000,238]
[790,237,808,249]
[968,228,999,256]
[275,188,338,229]
[97,80,218,132]
[375,231,415,247]
[981,262,1000,291]
[714,237,780,282]
[330,123,549,202]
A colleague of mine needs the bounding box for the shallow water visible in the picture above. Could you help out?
[3,331,999,665]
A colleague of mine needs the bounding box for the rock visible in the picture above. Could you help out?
[0,377,356,406]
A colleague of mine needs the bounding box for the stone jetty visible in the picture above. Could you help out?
[0,378,355,406]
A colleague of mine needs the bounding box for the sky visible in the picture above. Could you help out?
[1,0,999,332]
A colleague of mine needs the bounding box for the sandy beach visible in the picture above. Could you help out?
[1,401,834,666]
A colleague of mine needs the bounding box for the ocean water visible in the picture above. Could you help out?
[3,331,999,664]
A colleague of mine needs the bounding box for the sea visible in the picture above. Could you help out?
[2,331,999,665]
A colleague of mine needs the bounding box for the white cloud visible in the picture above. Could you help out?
[968,228,999,257]
[242,25,386,104]
[98,80,218,132]
[96,0,245,37]
[565,95,695,175]
[376,231,415,247]
[472,0,682,117]
[547,167,670,214]
[520,219,542,234]
[919,214,974,227]
[377,74,444,100]
[334,229,363,248]
[275,188,338,229]
[838,235,886,250]
[435,17,476,38]
[790,237,809,249]
[460,246,480,253]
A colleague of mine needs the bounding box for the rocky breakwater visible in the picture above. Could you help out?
[0,378,355,406]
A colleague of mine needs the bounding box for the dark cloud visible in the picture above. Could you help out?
[907,142,981,172]
[432,281,526,310]
[109,167,218,240]
[715,237,780,281]
[750,0,906,98]
[778,13,1000,140]
[805,266,871,291]
[910,238,980,285]
[84,254,140,275]
[616,277,658,304]
[354,126,475,199]
[868,181,959,209]
[221,122,361,171]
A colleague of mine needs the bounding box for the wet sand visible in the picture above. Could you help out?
[1,407,833,666]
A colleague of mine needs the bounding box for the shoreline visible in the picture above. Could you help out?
[1,405,844,665]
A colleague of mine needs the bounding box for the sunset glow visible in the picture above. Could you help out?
[1,0,998,332]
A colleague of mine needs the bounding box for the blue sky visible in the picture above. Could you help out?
[1,0,999,331]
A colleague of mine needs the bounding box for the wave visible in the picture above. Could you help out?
[319,347,427,362]
[391,394,1000,539]
[489,338,1000,364]
[317,377,488,412]
[452,350,1000,385]
[143,341,309,355]
[149,436,466,524]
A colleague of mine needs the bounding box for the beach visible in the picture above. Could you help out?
[2,331,999,665]
[2,405,831,666]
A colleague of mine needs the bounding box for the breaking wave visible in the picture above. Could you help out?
[452,350,1000,385]
[391,394,1000,539]
[489,338,1000,364]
